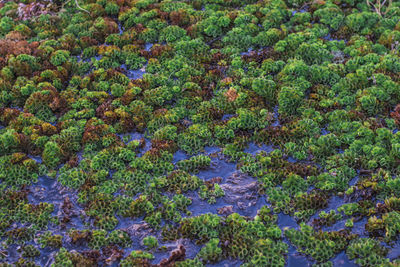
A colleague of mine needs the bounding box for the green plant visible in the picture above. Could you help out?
[142,236,158,249]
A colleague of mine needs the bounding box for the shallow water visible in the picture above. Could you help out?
[145,43,153,51]
[286,248,310,267]
[2,175,87,265]
[243,142,274,155]
[207,259,242,267]
[387,241,400,260]
[20,144,368,265]
[278,213,299,230]
[126,67,146,80]
[1,138,391,266]
[332,251,358,267]
[0,119,381,266]
[172,149,190,163]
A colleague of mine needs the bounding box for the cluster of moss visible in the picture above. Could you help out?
[285,223,357,264]
[162,210,287,266]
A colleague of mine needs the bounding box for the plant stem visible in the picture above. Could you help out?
[75,0,89,14]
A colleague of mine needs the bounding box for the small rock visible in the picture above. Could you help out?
[218,205,234,215]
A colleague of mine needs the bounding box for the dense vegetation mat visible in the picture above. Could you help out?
[0,0,400,266]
